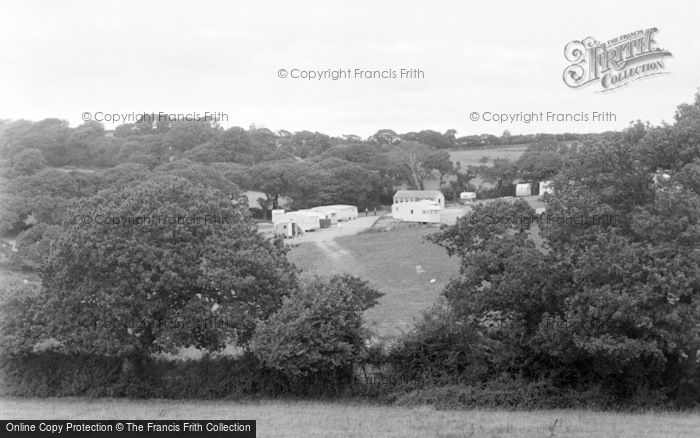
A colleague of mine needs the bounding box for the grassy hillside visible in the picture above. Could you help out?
[448,144,530,167]
[287,226,460,338]
[422,144,530,191]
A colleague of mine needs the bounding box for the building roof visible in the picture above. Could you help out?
[393,190,443,198]
[310,204,357,212]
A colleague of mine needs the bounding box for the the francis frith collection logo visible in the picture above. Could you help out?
[563,28,672,92]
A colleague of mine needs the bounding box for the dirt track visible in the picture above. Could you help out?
[285,215,382,244]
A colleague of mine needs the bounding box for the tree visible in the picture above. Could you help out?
[408,130,454,149]
[66,121,105,165]
[389,141,436,190]
[12,148,46,175]
[249,161,329,212]
[11,176,297,367]
[163,121,218,153]
[474,158,517,197]
[252,275,382,377]
[0,194,29,234]
[154,160,239,197]
[322,161,388,209]
[428,93,700,403]
[446,163,478,200]
[515,142,568,184]
[99,163,153,190]
[210,162,252,190]
[9,168,100,200]
[319,143,382,164]
[423,150,453,186]
[0,119,70,166]
[367,129,401,146]
[288,131,331,158]
[12,223,64,269]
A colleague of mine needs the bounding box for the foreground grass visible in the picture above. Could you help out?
[288,226,460,338]
[2,398,699,438]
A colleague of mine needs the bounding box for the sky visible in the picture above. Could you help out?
[1,0,699,138]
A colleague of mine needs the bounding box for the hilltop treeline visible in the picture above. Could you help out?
[0,119,584,170]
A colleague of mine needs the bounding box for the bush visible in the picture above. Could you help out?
[476,184,515,199]
[0,353,151,398]
[252,275,382,378]
[389,377,628,410]
[386,303,493,386]
[0,352,357,399]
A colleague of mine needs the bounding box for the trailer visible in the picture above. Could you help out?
[310,205,358,222]
[298,209,332,228]
[459,192,477,204]
[281,211,322,232]
[271,209,286,223]
[515,183,532,197]
[273,220,304,238]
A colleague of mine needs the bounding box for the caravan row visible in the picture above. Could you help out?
[272,205,358,238]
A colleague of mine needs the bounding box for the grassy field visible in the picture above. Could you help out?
[448,145,529,167]
[2,398,699,438]
[421,145,530,191]
[288,226,460,338]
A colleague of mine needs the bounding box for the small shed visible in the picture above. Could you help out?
[515,183,532,197]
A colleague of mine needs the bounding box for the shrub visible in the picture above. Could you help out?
[252,275,382,378]
[386,303,493,386]
[0,351,356,399]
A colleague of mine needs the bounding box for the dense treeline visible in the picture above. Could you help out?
[388,96,700,408]
[0,119,585,172]
[0,116,575,240]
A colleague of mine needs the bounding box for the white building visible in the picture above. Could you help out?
[515,183,532,197]
[539,181,554,196]
[392,200,442,223]
[459,191,477,203]
[393,190,445,208]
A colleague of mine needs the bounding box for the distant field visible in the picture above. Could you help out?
[448,144,530,167]
[422,144,530,191]
[2,398,699,438]
[287,226,460,338]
